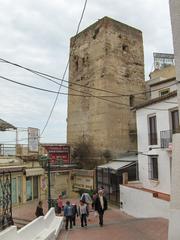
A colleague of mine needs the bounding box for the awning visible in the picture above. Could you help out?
[0,166,24,174]
[26,168,44,176]
[98,161,136,171]
[0,119,17,131]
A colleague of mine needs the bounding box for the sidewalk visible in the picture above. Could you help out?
[12,200,168,240]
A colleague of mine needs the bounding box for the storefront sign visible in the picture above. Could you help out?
[43,145,70,164]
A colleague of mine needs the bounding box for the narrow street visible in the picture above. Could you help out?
[59,208,168,240]
[12,201,168,240]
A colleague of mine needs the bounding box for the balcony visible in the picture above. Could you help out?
[160,130,172,148]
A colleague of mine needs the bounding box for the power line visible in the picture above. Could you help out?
[0,75,130,108]
[0,56,178,98]
[0,57,143,98]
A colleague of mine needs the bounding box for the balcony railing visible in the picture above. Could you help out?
[0,144,16,156]
[0,144,30,157]
[160,130,172,148]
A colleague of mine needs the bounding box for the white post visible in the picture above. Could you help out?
[169,1,180,239]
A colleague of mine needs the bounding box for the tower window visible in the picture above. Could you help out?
[122,44,129,53]
[75,60,78,71]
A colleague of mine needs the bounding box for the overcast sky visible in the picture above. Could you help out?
[0,0,173,144]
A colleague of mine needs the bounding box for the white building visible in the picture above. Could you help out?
[120,76,179,219]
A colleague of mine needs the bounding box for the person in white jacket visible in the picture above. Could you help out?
[78,200,89,227]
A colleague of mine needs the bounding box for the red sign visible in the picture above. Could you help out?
[44,145,70,164]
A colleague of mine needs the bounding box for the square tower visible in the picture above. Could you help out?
[67,17,145,157]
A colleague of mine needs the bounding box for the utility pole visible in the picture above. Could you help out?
[169,1,180,239]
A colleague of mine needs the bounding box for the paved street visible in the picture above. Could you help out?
[12,200,168,240]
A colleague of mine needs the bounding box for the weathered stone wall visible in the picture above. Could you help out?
[67,17,145,157]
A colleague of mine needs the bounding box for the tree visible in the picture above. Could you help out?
[71,137,97,169]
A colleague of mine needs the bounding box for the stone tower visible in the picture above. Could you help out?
[67,17,145,157]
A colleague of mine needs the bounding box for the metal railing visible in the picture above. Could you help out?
[0,144,16,156]
[0,144,29,157]
[160,130,172,148]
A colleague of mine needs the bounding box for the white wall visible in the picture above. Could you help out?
[136,96,177,193]
[120,185,170,219]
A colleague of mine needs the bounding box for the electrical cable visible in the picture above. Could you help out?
[0,75,129,107]
[0,57,178,98]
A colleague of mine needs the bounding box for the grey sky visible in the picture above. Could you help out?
[0,0,173,143]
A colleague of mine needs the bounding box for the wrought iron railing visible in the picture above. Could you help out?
[160,130,172,148]
[0,172,13,231]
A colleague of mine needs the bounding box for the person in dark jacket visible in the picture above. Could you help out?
[94,189,108,226]
[35,200,44,217]
[72,203,78,226]
[64,201,73,230]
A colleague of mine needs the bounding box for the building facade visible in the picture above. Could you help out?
[67,16,146,158]
[120,72,178,219]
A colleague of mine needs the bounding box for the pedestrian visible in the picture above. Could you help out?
[57,194,63,214]
[80,192,92,205]
[78,200,89,227]
[35,200,44,217]
[81,192,92,212]
[72,203,78,226]
[64,201,73,230]
[94,189,108,227]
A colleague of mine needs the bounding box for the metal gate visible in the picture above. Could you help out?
[0,172,13,231]
[96,167,121,206]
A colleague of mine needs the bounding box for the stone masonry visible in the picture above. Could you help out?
[67,16,146,157]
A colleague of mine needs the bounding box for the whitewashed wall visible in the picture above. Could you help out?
[136,96,177,193]
[120,185,170,219]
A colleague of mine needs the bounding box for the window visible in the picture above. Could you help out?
[171,109,179,133]
[159,88,170,96]
[149,115,157,145]
[12,178,17,204]
[26,177,32,201]
[129,95,135,107]
[33,176,38,199]
[149,156,158,180]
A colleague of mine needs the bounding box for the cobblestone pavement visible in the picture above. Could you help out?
[12,200,168,240]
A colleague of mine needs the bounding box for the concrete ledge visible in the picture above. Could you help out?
[0,226,18,240]
[0,208,63,240]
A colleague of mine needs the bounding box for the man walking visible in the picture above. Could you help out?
[95,189,108,227]
[64,201,73,230]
